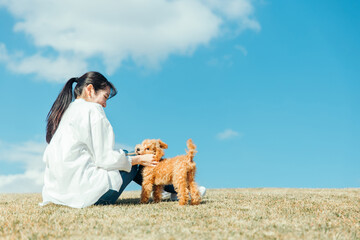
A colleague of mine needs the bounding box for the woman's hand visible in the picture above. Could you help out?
[131,154,158,167]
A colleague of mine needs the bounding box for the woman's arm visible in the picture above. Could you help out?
[90,113,157,170]
[90,116,133,171]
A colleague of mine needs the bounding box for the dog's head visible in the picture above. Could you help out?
[135,139,168,161]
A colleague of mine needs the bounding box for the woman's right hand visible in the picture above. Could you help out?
[131,154,158,167]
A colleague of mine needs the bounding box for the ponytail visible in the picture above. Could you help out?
[46,77,78,143]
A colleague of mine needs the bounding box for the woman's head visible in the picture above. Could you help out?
[46,71,117,143]
[74,72,117,107]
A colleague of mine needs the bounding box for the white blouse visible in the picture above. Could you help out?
[41,98,132,208]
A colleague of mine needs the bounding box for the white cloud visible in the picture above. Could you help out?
[115,143,135,152]
[217,129,242,140]
[207,54,234,68]
[0,140,46,193]
[0,43,87,82]
[0,170,44,193]
[0,43,8,62]
[235,44,248,56]
[204,0,261,33]
[0,0,260,82]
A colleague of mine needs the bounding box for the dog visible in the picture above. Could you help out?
[135,139,201,205]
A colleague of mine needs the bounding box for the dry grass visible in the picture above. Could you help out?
[1,188,359,239]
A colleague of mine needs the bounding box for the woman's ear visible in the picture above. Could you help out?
[85,84,95,98]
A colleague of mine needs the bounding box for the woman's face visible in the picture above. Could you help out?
[91,86,110,108]
[81,84,110,108]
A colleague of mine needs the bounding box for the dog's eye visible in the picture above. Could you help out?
[146,148,150,150]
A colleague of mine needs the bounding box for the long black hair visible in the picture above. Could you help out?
[46,71,117,143]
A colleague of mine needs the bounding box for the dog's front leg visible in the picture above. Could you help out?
[141,178,153,204]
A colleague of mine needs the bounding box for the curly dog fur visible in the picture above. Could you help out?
[135,139,201,205]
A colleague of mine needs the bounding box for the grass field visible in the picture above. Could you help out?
[0,188,359,239]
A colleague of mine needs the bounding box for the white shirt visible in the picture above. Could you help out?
[41,98,132,208]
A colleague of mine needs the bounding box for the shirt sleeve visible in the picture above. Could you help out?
[90,114,132,172]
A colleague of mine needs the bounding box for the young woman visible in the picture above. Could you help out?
[41,71,157,208]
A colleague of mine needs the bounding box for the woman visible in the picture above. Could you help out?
[41,71,157,208]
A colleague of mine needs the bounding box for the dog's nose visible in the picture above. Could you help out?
[136,148,140,152]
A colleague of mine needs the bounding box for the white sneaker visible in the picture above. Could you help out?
[170,186,206,201]
[161,191,171,200]
[198,186,206,197]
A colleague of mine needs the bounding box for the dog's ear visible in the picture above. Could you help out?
[154,148,164,161]
[157,139,168,149]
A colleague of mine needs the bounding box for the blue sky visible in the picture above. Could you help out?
[0,0,359,193]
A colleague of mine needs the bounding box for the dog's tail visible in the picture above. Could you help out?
[185,139,197,162]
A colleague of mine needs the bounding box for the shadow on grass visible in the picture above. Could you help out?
[115,198,208,206]
[116,198,140,205]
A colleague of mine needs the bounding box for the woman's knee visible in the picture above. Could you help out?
[120,165,139,186]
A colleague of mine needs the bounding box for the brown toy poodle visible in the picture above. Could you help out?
[135,139,201,205]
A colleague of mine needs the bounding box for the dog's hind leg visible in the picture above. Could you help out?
[188,171,201,205]
[175,171,190,205]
